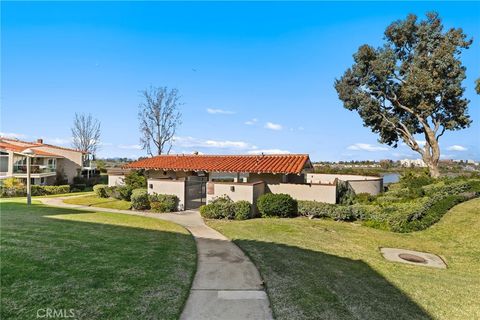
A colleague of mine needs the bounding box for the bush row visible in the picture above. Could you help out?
[1,185,71,197]
[200,196,253,220]
[95,185,178,213]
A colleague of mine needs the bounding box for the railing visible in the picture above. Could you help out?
[13,165,56,174]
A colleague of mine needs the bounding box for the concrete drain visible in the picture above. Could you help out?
[380,248,447,269]
[398,253,427,264]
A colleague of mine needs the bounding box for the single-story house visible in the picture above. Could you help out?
[110,154,383,211]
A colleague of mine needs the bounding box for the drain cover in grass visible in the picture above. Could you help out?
[380,248,447,269]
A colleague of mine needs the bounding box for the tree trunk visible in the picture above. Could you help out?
[421,139,441,178]
[423,157,440,178]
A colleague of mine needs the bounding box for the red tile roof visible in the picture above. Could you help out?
[125,154,311,174]
[0,141,64,157]
[0,137,87,153]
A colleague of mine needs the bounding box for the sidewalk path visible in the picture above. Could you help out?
[38,197,273,320]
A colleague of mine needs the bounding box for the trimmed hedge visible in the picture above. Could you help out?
[233,201,253,220]
[131,189,150,210]
[298,200,364,221]
[257,193,297,218]
[149,193,178,213]
[1,185,70,197]
[93,184,108,198]
[200,196,234,219]
[199,196,254,220]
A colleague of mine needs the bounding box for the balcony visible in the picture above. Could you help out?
[13,165,56,175]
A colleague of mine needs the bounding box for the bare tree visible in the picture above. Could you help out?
[71,113,101,159]
[138,86,182,156]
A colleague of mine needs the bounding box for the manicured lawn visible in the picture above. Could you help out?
[63,195,132,210]
[0,200,196,319]
[208,199,480,320]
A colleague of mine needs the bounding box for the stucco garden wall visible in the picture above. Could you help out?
[108,174,125,187]
[148,179,186,210]
[306,173,383,195]
[267,183,337,204]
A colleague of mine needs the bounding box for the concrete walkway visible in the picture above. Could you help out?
[38,197,273,320]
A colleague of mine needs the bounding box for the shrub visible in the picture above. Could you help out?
[233,201,252,220]
[116,186,133,201]
[131,188,150,210]
[0,187,25,197]
[124,170,147,189]
[337,180,356,205]
[354,193,376,204]
[149,193,178,212]
[297,200,365,221]
[93,184,108,198]
[2,177,24,188]
[257,193,297,218]
[199,195,234,219]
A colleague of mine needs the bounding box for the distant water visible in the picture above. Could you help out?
[382,173,400,184]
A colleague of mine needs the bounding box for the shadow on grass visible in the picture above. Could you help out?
[233,238,432,320]
[0,201,196,320]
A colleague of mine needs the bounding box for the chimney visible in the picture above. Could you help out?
[37,139,43,144]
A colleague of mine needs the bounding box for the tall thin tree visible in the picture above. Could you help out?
[138,86,182,156]
[71,113,101,161]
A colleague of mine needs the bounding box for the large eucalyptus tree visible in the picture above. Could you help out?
[335,13,473,177]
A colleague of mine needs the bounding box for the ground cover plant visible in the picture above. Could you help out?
[208,199,480,320]
[0,200,196,319]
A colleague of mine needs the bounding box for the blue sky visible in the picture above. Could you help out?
[2,1,479,161]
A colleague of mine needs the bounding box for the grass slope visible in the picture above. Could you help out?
[63,195,131,210]
[208,199,480,320]
[1,200,196,319]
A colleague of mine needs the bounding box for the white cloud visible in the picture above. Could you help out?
[247,149,291,155]
[244,118,258,125]
[118,144,142,150]
[174,136,255,150]
[206,108,235,115]
[347,143,388,152]
[44,137,72,145]
[0,132,27,139]
[264,122,283,131]
[447,145,467,151]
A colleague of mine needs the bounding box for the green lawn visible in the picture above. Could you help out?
[208,199,480,320]
[63,195,132,210]
[0,200,196,319]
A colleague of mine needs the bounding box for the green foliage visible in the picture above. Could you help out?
[124,170,147,189]
[257,193,298,218]
[31,185,70,196]
[1,185,70,197]
[233,201,253,220]
[363,177,480,232]
[149,193,178,212]
[298,200,365,221]
[95,160,107,173]
[337,180,356,205]
[116,186,133,201]
[2,178,24,188]
[200,195,234,219]
[93,184,108,198]
[131,189,150,210]
[335,13,473,177]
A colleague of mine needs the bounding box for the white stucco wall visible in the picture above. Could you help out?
[108,174,125,187]
[148,179,186,210]
[306,173,383,196]
[207,182,259,204]
[267,183,337,204]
